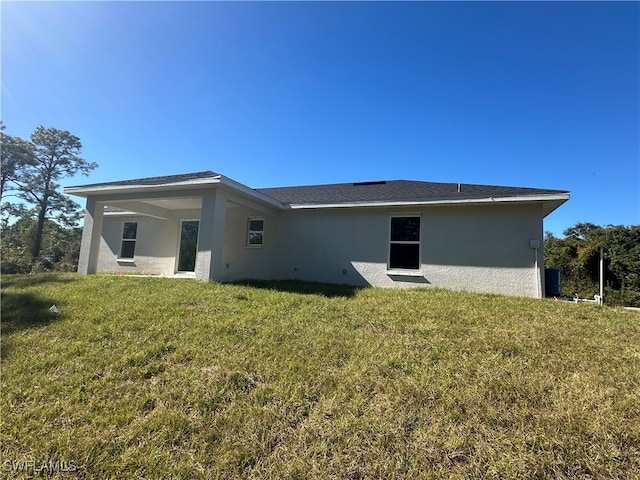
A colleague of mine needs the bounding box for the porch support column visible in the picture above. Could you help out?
[77,197,104,275]
[195,190,227,281]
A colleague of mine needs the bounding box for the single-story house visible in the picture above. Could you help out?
[65,171,569,298]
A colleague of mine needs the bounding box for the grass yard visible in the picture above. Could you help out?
[1,274,639,479]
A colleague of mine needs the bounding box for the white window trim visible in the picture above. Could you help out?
[116,259,136,265]
[246,217,264,248]
[118,221,137,260]
[386,269,424,277]
[387,215,422,273]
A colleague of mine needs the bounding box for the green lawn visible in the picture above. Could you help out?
[1,274,639,479]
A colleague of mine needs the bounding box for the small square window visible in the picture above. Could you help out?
[120,240,136,259]
[390,243,420,270]
[390,217,420,242]
[122,222,137,240]
[247,218,264,247]
[249,219,264,231]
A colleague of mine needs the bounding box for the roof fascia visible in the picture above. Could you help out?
[65,174,287,212]
[64,175,223,197]
[284,193,570,210]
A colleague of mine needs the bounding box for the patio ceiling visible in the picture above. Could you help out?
[103,196,265,220]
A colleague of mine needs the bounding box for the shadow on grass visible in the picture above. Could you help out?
[233,279,365,298]
[1,289,65,360]
[1,273,75,290]
[1,290,63,335]
[1,275,73,358]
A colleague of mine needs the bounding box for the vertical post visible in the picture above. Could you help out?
[77,198,104,274]
[194,190,227,281]
[599,247,604,305]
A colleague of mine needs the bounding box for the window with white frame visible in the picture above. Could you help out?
[119,221,137,259]
[247,218,264,247]
[389,216,421,270]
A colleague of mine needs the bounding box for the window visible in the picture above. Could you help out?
[247,218,264,246]
[389,216,420,270]
[119,222,137,259]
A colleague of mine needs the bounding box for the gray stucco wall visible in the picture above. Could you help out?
[247,203,544,297]
[98,215,180,275]
[218,205,281,282]
[98,205,274,279]
[97,201,545,297]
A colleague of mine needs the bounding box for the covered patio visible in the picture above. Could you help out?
[66,172,282,281]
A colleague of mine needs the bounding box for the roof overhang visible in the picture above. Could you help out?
[64,174,286,214]
[285,192,570,217]
[64,174,224,197]
[65,172,569,218]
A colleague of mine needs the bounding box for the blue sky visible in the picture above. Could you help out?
[2,1,638,236]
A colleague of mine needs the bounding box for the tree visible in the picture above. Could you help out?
[544,223,640,307]
[563,222,602,242]
[0,215,82,274]
[12,126,96,262]
[0,122,35,202]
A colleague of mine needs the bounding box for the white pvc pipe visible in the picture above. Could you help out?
[534,246,540,299]
[599,247,604,305]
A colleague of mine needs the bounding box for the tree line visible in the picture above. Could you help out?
[1,123,96,273]
[544,223,640,307]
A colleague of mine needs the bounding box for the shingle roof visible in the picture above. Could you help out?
[66,171,568,208]
[257,180,568,205]
[68,171,220,189]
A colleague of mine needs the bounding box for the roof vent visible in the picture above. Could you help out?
[353,181,387,186]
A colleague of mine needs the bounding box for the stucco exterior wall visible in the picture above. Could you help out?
[218,205,281,282]
[99,215,180,275]
[98,204,273,278]
[216,204,544,297]
[420,203,544,297]
[96,201,545,298]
